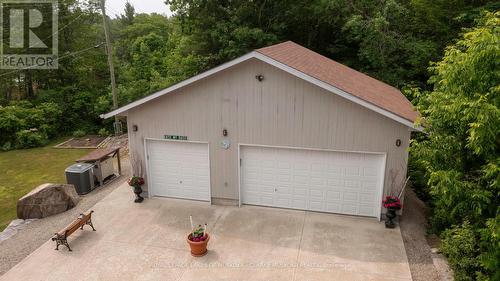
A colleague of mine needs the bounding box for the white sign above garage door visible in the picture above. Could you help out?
[239,145,386,219]
[146,139,211,202]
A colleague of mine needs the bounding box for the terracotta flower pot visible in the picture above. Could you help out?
[187,233,210,257]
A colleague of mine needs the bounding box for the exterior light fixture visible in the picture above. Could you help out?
[396,139,401,147]
[255,74,264,82]
[132,125,138,132]
[223,129,228,137]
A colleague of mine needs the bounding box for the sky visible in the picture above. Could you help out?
[106,0,171,18]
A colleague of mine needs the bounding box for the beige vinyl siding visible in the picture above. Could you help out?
[127,58,411,202]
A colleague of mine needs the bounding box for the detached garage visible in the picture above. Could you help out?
[102,41,420,219]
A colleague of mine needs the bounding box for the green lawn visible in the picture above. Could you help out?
[0,140,91,231]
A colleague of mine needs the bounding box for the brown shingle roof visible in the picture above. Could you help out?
[256,41,419,123]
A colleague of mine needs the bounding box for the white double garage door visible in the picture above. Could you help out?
[147,140,385,218]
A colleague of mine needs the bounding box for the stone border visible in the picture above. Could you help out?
[0,219,37,243]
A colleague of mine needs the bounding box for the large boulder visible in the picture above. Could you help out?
[17,183,80,219]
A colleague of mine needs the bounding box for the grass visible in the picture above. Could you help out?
[0,139,91,231]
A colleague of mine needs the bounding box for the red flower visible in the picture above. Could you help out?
[127,176,144,187]
[382,196,402,209]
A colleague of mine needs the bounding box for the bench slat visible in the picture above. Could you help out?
[52,211,95,251]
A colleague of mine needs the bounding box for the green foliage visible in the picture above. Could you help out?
[37,88,102,134]
[441,216,500,281]
[98,128,110,137]
[407,147,431,201]
[1,142,12,152]
[441,221,480,281]
[114,16,210,104]
[0,102,62,148]
[411,12,499,280]
[15,129,48,149]
[72,129,86,138]
[167,0,498,87]
[342,0,438,86]
[477,215,500,281]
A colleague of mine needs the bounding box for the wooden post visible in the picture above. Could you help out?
[99,0,121,135]
[116,148,122,176]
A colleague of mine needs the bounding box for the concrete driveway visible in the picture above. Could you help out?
[1,184,411,281]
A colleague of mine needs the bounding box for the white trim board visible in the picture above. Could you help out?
[101,52,422,132]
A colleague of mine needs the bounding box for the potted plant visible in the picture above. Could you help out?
[127,176,144,203]
[383,196,402,228]
[187,216,209,256]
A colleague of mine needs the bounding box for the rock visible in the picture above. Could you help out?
[17,183,80,219]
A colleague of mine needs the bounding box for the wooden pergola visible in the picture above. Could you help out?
[76,147,122,185]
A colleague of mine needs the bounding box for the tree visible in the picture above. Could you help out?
[411,11,499,280]
[121,1,135,25]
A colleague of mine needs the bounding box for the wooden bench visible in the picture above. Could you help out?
[52,211,95,251]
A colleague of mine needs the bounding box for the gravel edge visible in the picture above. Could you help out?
[0,158,130,276]
[400,187,451,281]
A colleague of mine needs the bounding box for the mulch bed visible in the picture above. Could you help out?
[55,135,108,149]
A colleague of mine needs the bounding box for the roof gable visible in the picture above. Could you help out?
[102,41,420,131]
[256,41,419,123]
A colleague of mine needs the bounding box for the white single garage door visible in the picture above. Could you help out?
[241,146,385,218]
[146,140,210,201]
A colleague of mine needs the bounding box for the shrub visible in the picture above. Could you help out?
[408,152,431,201]
[1,142,12,151]
[0,101,62,146]
[72,129,86,138]
[441,221,480,281]
[16,129,48,148]
[477,216,500,281]
[98,128,110,137]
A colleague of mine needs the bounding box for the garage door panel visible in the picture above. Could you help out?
[343,191,359,201]
[309,200,324,211]
[363,167,379,177]
[309,189,324,198]
[293,162,309,171]
[261,196,273,205]
[293,175,309,184]
[278,163,292,170]
[277,186,291,194]
[147,140,210,201]
[327,165,343,174]
[344,180,361,189]
[361,181,378,191]
[360,193,376,203]
[241,146,384,218]
[326,191,341,201]
[310,176,325,186]
[341,203,358,214]
[292,199,307,209]
[293,187,308,196]
[359,206,376,216]
[327,178,343,187]
[345,167,360,176]
[260,173,274,182]
[275,198,291,208]
[326,202,341,212]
